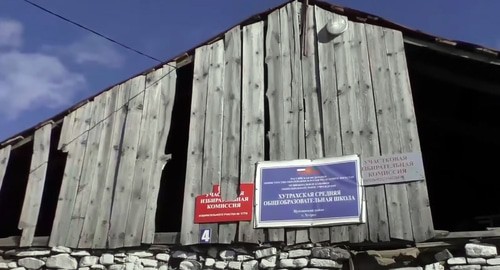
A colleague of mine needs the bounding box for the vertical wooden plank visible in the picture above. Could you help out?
[315,6,344,244]
[280,4,297,245]
[142,63,177,244]
[365,24,402,242]
[57,114,73,150]
[66,95,106,247]
[0,145,11,193]
[18,123,52,247]
[366,26,414,241]
[219,26,242,244]
[265,8,285,243]
[93,82,131,248]
[387,30,434,242]
[78,87,118,248]
[108,75,146,248]
[238,21,266,243]
[124,68,163,246]
[301,5,330,244]
[49,102,93,246]
[288,1,309,244]
[180,45,211,245]
[334,20,380,244]
[199,40,225,243]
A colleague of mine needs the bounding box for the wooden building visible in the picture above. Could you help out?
[1,0,500,251]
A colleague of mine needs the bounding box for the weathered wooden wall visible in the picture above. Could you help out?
[0,1,434,248]
[179,2,434,245]
[0,63,177,248]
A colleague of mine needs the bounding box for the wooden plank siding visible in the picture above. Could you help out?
[199,40,225,243]
[142,63,177,244]
[2,1,434,247]
[79,87,119,248]
[219,26,242,244]
[238,21,266,243]
[50,103,93,247]
[18,123,52,247]
[66,94,106,247]
[179,2,433,245]
[265,6,286,243]
[46,64,176,248]
[0,145,11,193]
[180,45,211,245]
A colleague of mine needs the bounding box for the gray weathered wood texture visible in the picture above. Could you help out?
[66,95,106,247]
[180,45,211,245]
[385,29,434,242]
[199,40,225,243]
[314,6,348,244]
[365,24,410,241]
[108,75,146,248]
[93,84,130,249]
[18,123,52,247]
[238,21,266,243]
[142,63,177,244]
[219,26,242,244]
[265,7,286,243]
[0,145,11,193]
[50,102,93,247]
[78,87,118,248]
[7,1,434,247]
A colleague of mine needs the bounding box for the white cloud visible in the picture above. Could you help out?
[0,18,23,49]
[0,51,86,119]
[0,18,86,120]
[46,35,125,68]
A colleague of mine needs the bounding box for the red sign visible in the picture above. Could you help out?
[194,183,254,223]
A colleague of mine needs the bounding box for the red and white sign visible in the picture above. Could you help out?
[194,183,254,223]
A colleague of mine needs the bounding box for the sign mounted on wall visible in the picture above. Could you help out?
[254,155,364,228]
[361,152,425,186]
[194,183,253,223]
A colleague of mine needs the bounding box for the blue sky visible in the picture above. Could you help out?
[0,0,499,141]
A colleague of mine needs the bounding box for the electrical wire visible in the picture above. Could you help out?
[21,0,172,66]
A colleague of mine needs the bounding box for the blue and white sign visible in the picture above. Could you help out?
[200,228,211,243]
[254,155,365,228]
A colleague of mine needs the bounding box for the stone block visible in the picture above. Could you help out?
[465,244,497,258]
[448,257,467,265]
[255,248,277,259]
[288,250,311,258]
[46,254,78,269]
[17,258,44,270]
[80,256,99,267]
[310,258,342,268]
[259,256,276,269]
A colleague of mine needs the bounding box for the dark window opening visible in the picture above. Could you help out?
[35,124,67,236]
[406,43,500,231]
[155,62,193,232]
[0,140,33,237]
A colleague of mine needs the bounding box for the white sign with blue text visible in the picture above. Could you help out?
[254,155,365,228]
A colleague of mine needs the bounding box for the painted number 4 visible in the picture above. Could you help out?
[200,229,211,243]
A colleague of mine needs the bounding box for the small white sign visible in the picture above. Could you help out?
[361,152,425,186]
[200,229,211,243]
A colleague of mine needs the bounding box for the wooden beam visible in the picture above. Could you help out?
[433,230,500,240]
[0,145,11,193]
[0,236,49,247]
[19,123,52,247]
[404,37,500,66]
[153,232,180,245]
[0,233,180,247]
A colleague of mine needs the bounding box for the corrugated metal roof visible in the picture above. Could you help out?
[2,0,499,146]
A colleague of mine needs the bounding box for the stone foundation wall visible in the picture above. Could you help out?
[0,242,499,270]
